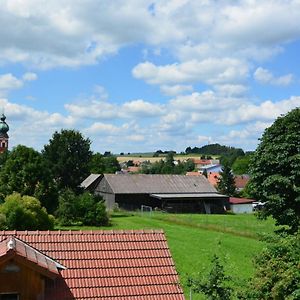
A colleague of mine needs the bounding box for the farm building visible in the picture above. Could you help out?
[200,164,223,173]
[0,230,184,300]
[82,174,229,213]
[229,197,255,214]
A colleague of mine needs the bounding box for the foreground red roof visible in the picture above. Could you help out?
[0,230,184,300]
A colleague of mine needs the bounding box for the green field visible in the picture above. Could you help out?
[117,153,213,163]
[59,212,276,299]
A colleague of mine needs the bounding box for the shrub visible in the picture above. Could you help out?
[0,193,54,230]
[188,254,233,300]
[56,190,109,226]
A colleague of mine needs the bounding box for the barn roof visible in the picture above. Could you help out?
[100,174,217,194]
[81,173,101,189]
[0,230,184,300]
[151,193,227,199]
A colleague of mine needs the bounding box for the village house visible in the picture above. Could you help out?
[229,197,255,214]
[191,158,220,170]
[82,173,229,213]
[0,230,184,299]
[234,175,250,192]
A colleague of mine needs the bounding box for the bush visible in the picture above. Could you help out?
[56,189,78,225]
[188,254,233,300]
[244,232,300,300]
[56,190,109,226]
[77,193,109,226]
[0,193,54,230]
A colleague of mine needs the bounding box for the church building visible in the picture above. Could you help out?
[0,114,9,153]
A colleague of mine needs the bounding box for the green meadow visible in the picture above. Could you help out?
[59,212,276,299]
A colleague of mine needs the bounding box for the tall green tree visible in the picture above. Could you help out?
[248,108,300,233]
[217,165,236,196]
[161,152,175,174]
[232,154,252,175]
[0,145,58,212]
[89,152,120,174]
[43,129,92,190]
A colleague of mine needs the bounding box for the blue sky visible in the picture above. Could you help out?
[0,0,299,153]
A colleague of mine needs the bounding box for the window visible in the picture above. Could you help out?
[0,294,19,300]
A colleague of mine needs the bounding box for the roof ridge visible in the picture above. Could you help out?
[0,229,165,235]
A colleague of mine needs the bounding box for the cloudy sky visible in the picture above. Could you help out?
[1,0,300,153]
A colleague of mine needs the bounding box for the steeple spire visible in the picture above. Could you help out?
[0,113,9,152]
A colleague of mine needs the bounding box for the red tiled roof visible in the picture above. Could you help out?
[192,159,211,165]
[0,236,64,277]
[234,175,250,189]
[0,230,184,300]
[207,172,220,186]
[229,197,255,204]
[128,166,141,173]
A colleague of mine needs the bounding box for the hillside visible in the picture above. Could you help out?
[59,212,276,299]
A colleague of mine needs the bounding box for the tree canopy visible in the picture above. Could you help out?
[89,153,120,174]
[0,145,58,213]
[232,154,252,175]
[43,129,92,190]
[216,165,236,196]
[248,108,300,233]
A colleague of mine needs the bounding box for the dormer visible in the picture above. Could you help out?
[0,236,66,300]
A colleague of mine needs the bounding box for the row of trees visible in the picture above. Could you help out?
[0,129,118,229]
[141,152,195,174]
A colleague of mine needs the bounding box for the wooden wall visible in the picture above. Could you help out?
[0,259,45,300]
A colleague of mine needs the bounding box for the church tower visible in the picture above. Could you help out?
[0,114,9,153]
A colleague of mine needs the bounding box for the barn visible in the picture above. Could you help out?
[0,230,184,299]
[82,173,229,213]
[229,197,255,214]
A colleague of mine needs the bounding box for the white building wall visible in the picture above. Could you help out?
[230,203,253,214]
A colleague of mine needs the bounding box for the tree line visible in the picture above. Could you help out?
[0,129,120,230]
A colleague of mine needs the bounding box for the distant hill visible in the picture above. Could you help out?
[185,143,244,156]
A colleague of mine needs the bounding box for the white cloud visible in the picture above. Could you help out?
[22,72,38,81]
[169,91,242,112]
[86,122,121,135]
[0,1,299,69]
[254,67,293,86]
[132,58,249,87]
[221,96,300,125]
[0,72,38,96]
[0,97,77,149]
[160,84,193,96]
[214,84,248,96]
[127,134,145,142]
[122,99,165,117]
[0,74,23,91]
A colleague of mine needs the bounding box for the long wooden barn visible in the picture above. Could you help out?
[81,174,229,213]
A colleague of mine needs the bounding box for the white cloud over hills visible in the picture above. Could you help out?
[0,1,300,152]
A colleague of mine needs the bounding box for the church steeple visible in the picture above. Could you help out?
[0,113,9,153]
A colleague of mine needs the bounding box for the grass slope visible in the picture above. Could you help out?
[59,212,275,299]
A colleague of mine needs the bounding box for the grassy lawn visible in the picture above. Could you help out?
[59,212,275,299]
